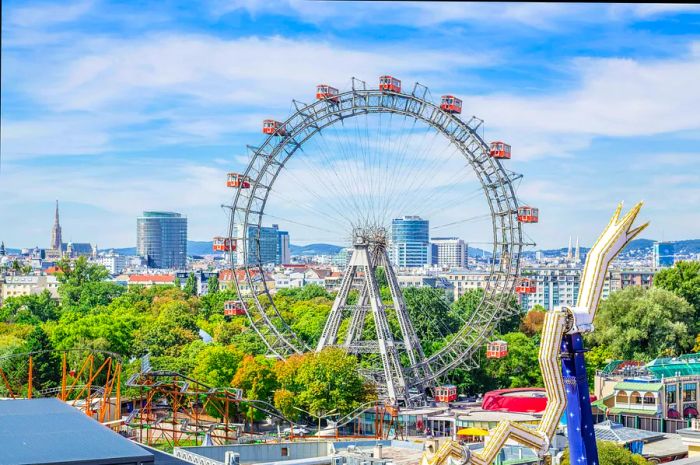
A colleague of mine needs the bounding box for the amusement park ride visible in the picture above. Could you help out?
[220,74,533,408]
[216,74,649,465]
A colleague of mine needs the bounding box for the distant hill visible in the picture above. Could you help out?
[290,243,344,256]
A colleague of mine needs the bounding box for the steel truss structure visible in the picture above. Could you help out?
[227,79,527,401]
[315,227,430,405]
[125,369,245,448]
[0,349,122,422]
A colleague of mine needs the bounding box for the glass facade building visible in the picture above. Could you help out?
[235,224,288,266]
[137,212,187,269]
[391,216,430,268]
[653,241,675,268]
[276,228,290,265]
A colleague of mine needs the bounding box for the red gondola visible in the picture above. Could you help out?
[515,278,536,294]
[226,173,251,189]
[517,206,539,223]
[435,385,458,403]
[224,300,246,316]
[262,119,287,136]
[440,95,462,114]
[316,84,339,102]
[379,75,401,93]
[486,341,508,359]
[489,141,511,159]
[213,237,235,252]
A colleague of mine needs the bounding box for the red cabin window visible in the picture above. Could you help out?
[262,120,287,136]
[489,141,511,159]
[226,173,251,189]
[316,84,339,102]
[515,278,536,294]
[435,385,458,403]
[379,75,401,93]
[224,300,246,316]
[440,95,462,114]
[517,206,539,223]
[486,341,508,359]
[213,237,235,252]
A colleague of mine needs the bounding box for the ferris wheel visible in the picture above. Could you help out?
[219,76,537,406]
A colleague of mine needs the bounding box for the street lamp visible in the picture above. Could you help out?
[293,406,338,442]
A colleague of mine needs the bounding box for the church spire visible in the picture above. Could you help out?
[51,200,63,251]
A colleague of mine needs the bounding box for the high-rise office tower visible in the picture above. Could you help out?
[234,223,285,266]
[137,212,187,269]
[431,237,467,268]
[391,216,430,268]
[653,241,674,268]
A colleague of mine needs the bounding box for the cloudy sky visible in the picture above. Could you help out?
[1,1,699,249]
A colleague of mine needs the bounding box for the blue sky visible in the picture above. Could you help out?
[1,1,699,249]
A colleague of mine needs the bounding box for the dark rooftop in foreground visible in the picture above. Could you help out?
[0,398,154,465]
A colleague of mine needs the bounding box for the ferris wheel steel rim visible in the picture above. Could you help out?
[227,84,525,384]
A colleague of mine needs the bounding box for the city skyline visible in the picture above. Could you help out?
[1,2,700,248]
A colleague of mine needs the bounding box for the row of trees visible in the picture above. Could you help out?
[1,258,698,418]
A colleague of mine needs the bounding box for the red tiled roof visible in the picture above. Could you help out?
[219,269,265,282]
[128,274,174,283]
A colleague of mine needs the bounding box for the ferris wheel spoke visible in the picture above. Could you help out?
[381,125,443,222]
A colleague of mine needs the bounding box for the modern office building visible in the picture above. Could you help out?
[137,212,187,269]
[391,216,430,268]
[431,237,467,268]
[276,226,291,265]
[235,224,287,266]
[653,241,675,268]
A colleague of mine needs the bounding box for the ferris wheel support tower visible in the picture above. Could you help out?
[315,227,431,406]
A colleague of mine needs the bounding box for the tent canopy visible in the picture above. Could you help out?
[457,427,489,436]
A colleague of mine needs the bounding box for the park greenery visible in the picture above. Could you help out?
[0,257,699,424]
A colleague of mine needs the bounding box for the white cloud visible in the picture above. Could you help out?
[30,34,492,113]
[8,0,94,27]
[464,44,700,160]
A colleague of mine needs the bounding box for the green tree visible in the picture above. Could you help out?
[273,348,375,419]
[133,300,198,357]
[484,332,542,388]
[404,287,456,354]
[561,441,648,465]
[208,274,220,294]
[55,257,110,308]
[233,355,279,423]
[589,287,695,360]
[0,291,60,323]
[183,273,197,297]
[277,284,331,301]
[654,261,700,334]
[25,326,62,391]
[192,344,244,387]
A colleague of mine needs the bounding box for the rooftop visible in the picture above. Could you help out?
[0,398,153,465]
